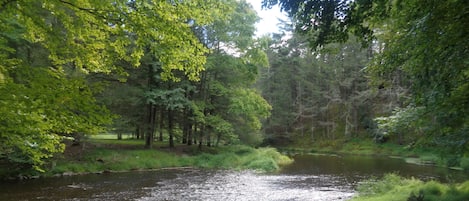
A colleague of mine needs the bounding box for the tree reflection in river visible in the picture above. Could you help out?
[1,154,467,201]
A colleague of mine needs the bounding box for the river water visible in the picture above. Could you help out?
[1,154,467,201]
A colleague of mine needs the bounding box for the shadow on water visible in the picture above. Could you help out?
[0,169,180,201]
[0,155,467,201]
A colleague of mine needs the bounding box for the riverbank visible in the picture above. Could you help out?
[281,139,469,200]
[42,139,292,178]
[351,174,469,201]
[279,138,468,170]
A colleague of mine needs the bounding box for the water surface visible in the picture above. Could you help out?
[1,154,467,201]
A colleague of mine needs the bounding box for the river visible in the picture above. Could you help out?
[1,154,467,201]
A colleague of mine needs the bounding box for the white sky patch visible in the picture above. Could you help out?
[245,0,289,37]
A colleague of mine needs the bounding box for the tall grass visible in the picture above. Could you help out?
[192,146,293,172]
[49,144,292,176]
[352,174,469,201]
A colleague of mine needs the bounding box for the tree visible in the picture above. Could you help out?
[259,29,372,145]
[367,0,469,154]
[0,0,228,172]
[189,0,271,146]
[261,0,374,48]
[1,0,227,78]
[0,65,112,171]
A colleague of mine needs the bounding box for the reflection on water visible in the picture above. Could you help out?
[282,154,469,183]
[0,154,467,201]
[138,170,354,201]
[0,169,180,201]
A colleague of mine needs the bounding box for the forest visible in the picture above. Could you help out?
[0,0,468,192]
[260,0,469,165]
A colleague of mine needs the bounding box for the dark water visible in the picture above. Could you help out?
[280,154,468,183]
[0,154,467,201]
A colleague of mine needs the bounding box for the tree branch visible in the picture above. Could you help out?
[58,0,97,14]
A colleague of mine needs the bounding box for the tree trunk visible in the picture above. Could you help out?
[397,132,403,145]
[198,124,204,150]
[215,133,221,146]
[187,121,193,145]
[182,109,188,144]
[159,109,164,141]
[168,109,175,148]
[135,126,140,139]
[193,123,198,145]
[206,132,211,147]
[145,104,156,149]
[145,63,156,148]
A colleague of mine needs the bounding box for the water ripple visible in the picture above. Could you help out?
[137,170,355,201]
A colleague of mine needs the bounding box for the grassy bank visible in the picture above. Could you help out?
[279,138,469,200]
[279,138,467,169]
[47,139,292,177]
[351,174,469,201]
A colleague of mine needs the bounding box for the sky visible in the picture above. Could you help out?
[245,0,289,37]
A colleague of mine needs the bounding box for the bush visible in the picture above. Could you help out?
[373,106,424,143]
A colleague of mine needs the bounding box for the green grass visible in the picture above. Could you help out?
[88,138,156,146]
[351,174,469,201]
[48,141,293,176]
[50,149,190,175]
[88,134,133,140]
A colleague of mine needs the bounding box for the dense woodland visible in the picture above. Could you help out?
[262,0,468,157]
[0,0,468,173]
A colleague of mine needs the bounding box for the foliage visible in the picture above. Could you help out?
[229,88,272,131]
[0,0,228,173]
[146,87,189,110]
[366,0,469,153]
[0,66,112,172]
[1,0,227,79]
[186,0,271,145]
[373,106,424,143]
[205,115,236,144]
[262,0,370,48]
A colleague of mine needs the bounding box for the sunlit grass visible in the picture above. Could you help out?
[88,133,133,140]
